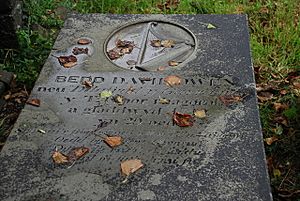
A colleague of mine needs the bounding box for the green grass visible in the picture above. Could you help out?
[0,0,299,199]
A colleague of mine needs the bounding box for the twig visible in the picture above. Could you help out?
[279,167,292,189]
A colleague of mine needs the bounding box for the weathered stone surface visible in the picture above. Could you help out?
[0,14,272,201]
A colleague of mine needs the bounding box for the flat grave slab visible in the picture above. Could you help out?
[0,14,272,201]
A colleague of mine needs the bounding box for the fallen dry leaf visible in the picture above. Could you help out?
[52,150,69,164]
[104,136,123,148]
[273,102,289,111]
[63,62,77,68]
[159,98,170,104]
[120,159,144,176]
[107,48,123,60]
[257,92,273,102]
[150,39,161,47]
[113,95,125,105]
[72,47,88,55]
[126,86,135,94]
[219,95,243,106]
[207,23,217,29]
[194,109,206,118]
[161,39,175,48]
[82,80,93,88]
[57,55,77,68]
[168,60,179,66]
[26,98,40,107]
[157,0,180,10]
[293,80,300,89]
[164,75,182,87]
[68,147,89,162]
[100,90,113,99]
[265,136,279,145]
[173,112,194,127]
[116,39,134,48]
[77,38,91,45]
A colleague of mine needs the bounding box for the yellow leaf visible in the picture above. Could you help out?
[194,109,206,118]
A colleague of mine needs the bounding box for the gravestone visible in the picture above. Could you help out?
[0,14,272,201]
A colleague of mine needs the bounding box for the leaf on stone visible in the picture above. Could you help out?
[219,95,243,106]
[104,136,123,148]
[72,47,89,55]
[52,150,69,164]
[150,39,161,47]
[194,109,206,118]
[159,98,170,104]
[100,90,113,99]
[82,80,93,88]
[207,23,217,29]
[116,39,134,48]
[126,86,135,94]
[168,60,179,66]
[161,39,175,48]
[77,38,91,45]
[107,48,123,60]
[120,159,144,176]
[26,98,40,107]
[257,92,273,102]
[68,147,89,162]
[113,95,125,105]
[120,47,134,54]
[63,62,77,68]
[164,75,182,87]
[173,112,194,127]
[57,55,77,68]
[265,136,278,145]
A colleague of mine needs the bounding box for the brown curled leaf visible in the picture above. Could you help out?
[26,98,40,107]
[57,55,77,68]
[82,80,93,88]
[120,159,144,176]
[107,48,123,60]
[77,38,91,45]
[219,95,243,106]
[68,147,89,162]
[173,112,194,127]
[116,39,134,48]
[72,47,89,55]
[52,150,69,164]
[104,136,123,148]
[164,75,182,87]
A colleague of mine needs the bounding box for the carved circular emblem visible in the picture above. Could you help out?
[105,21,197,71]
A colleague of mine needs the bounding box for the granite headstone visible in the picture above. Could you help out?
[0,14,272,201]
